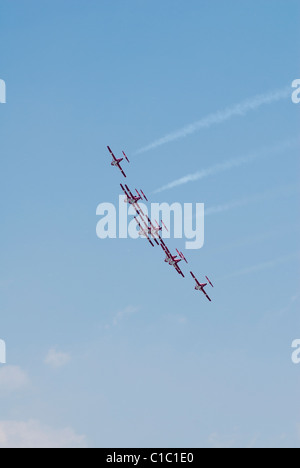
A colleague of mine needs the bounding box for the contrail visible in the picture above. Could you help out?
[184,184,298,228]
[221,252,299,280]
[208,224,300,256]
[153,137,299,194]
[136,86,291,155]
[204,184,298,217]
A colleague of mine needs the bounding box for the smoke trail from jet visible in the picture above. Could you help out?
[222,252,299,280]
[136,86,291,155]
[204,184,298,216]
[153,137,299,194]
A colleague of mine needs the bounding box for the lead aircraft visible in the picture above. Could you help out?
[107,146,129,178]
[190,272,214,302]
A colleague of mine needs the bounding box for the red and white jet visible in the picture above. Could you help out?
[134,216,155,247]
[190,271,213,302]
[107,146,129,178]
[153,219,169,239]
[160,240,185,277]
[137,216,168,244]
[120,184,148,216]
[135,215,160,245]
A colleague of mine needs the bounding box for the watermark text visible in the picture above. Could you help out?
[291,339,300,364]
[0,79,6,104]
[291,79,300,104]
[96,197,205,250]
[0,339,6,364]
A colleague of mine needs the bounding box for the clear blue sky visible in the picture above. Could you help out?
[0,0,299,448]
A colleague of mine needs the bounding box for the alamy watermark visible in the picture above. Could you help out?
[96,197,204,250]
[1,78,7,364]
[291,79,300,104]
[0,79,6,104]
[0,339,6,364]
[291,339,300,365]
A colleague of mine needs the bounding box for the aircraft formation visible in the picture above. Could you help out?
[107,146,214,302]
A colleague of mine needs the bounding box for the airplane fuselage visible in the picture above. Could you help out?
[139,227,159,239]
[111,158,122,167]
[149,228,159,237]
[125,197,140,205]
[165,256,178,266]
[139,229,147,237]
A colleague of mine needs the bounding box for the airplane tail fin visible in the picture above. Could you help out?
[176,249,188,263]
[205,276,214,288]
[122,151,130,163]
[161,220,169,232]
[140,190,148,201]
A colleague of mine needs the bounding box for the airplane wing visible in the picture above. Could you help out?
[107,146,117,162]
[146,235,154,247]
[134,215,154,247]
[147,215,154,229]
[140,215,157,243]
[120,184,130,198]
[175,263,185,278]
[148,216,159,235]
[134,217,154,247]
[125,184,135,200]
[137,213,151,232]
[155,226,163,241]
[190,271,201,287]
[134,201,145,216]
[201,288,212,302]
[160,239,171,256]
[117,163,127,178]
[134,216,142,230]
[146,216,159,245]
[137,212,147,226]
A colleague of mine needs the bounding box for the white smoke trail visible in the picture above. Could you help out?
[204,184,298,217]
[136,86,291,155]
[222,252,299,280]
[153,137,298,194]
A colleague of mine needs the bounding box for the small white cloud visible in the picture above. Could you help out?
[0,366,30,393]
[0,420,87,448]
[45,349,71,369]
[291,293,300,304]
[208,432,238,448]
[113,306,139,326]
[176,316,187,324]
[166,314,187,325]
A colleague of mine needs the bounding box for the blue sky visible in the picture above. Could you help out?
[0,0,299,448]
